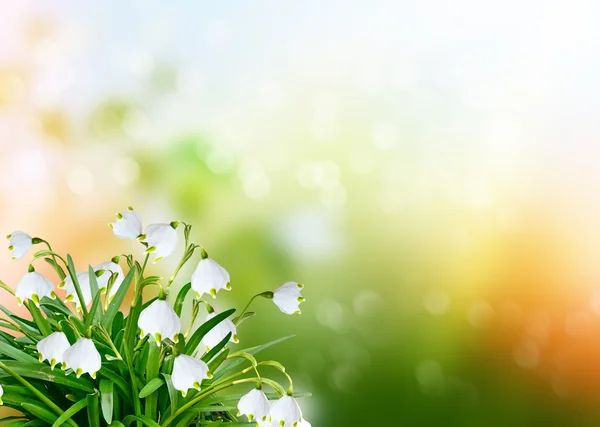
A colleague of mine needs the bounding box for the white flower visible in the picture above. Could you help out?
[94,261,125,300]
[138,299,181,345]
[191,255,231,299]
[297,420,311,427]
[60,272,92,311]
[142,223,177,263]
[36,331,71,370]
[269,395,303,427]
[7,231,33,260]
[272,282,305,315]
[0,383,3,405]
[171,354,212,396]
[110,207,142,239]
[62,338,101,379]
[16,271,56,306]
[238,388,271,422]
[201,311,238,350]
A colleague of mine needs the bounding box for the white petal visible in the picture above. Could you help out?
[171,354,211,395]
[8,231,33,260]
[238,388,271,422]
[138,299,181,344]
[111,209,142,239]
[297,420,311,427]
[273,282,304,315]
[63,338,101,378]
[143,223,177,262]
[36,332,70,368]
[270,395,303,426]
[201,311,238,350]
[94,261,125,298]
[191,258,231,298]
[15,272,55,305]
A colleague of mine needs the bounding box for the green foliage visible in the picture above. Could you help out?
[0,234,307,427]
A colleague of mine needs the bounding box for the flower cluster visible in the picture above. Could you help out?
[0,207,310,426]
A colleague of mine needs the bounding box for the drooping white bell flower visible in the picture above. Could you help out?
[94,261,125,300]
[269,395,303,427]
[15,271,56,306]
[191,250,231,299]
[297,420,311,427]
[62,338,102,379]
[0,383,3,405]
[7,231,33,260]
[201,311,239,350]
[138,299,181,346]
[60,272,92,311]
[141,223,178,263]
[171,354,212,397]
[272,282,305,315]
[36,331,71,370]
[110,207,142,239]
[238,388,271,422]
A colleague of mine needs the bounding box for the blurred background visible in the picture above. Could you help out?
[3,1,600,425]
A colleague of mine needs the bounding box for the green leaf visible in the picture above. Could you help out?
[202,333,231,364]
[86,265,102,327]
[173,282,191,317]
[109,423,126,427]
[87,393,100,427]
[0,340,39,364]
[21,402,58,424]
[122,415,161,427]
[144,342,161,419]
[66,254,89,317]
[100,379,114,424]
[207,348,230,374]
[185,308,236,355]
[51,398,87,427]
[0,361,95,392]
[102,268,135,329]
[24,300,52,336]
[139,377,164,398]
[162,374,178,418]
[40,298,73,318]
[99,368,134,406]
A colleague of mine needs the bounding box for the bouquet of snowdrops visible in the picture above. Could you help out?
[0,207,310,427]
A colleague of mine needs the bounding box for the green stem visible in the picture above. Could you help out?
[144,343,161,419]
[0,360,78,427]
[234,292,270,326]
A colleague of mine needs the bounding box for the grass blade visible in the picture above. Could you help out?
[184,309,236,355]
[66,255,88,317]
[51,398,87,427]
[102,268,135,329]
[100,379,114,424]
[173,283,191,317]
[87,393,100,427]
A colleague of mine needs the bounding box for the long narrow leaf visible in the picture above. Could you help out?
[173,283,191,317]
[87,393,100,427]
[66,255,89,317]
[21,402,58,424]
[51,398,87,427]
[184,309,236,355]
[100,379,114,424]
[102,268,135,329]
[139,378,164,399]
[122,415,161,427]
[0,341,39,364]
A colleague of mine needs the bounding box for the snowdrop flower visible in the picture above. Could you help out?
[238,388,271,422]
[138,299,181,346]
[201,310,239,350]
[191,250,231,299]
[297,421,311,427]
[37,331,71,370]
[0,383,3,405]
[141,223,178,263]
[60,272,92,311]
[110,206,142,239]
[171,354,212,396]
[6,231,33,260]
[16,271,56,306]
[269,395,303,427]
[272,282,305,315]
[94,261,125,300]
[62,338,101,379]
